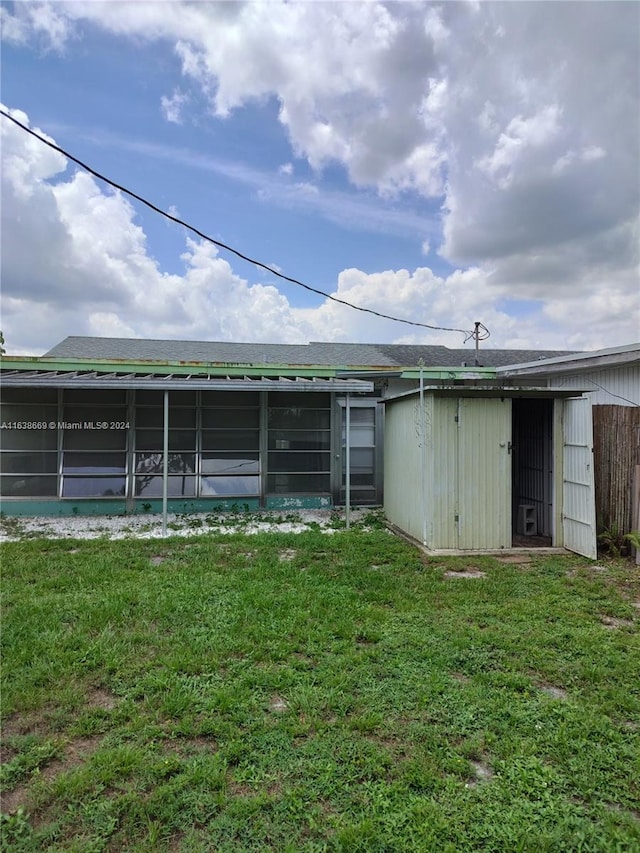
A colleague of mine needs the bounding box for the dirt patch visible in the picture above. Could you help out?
[0,736,101,815]
[188,736,217,751]
[466,758,494,787]
[87,688,118,710]
[168,830,185,852]
[163,735,217,756]
[539,683,568,700]
[0,742,18,764]
[269,695,288,713]
[605,802,640,822]
[278,549,297,562]
[494,554,532,565]
[1,784,28,815]
[150,555,166,566]
[1,710,51,739]
[451,672,470,684]
[600,615,635,629]
[566,564,609,579]
[40,737,99,779]
[227,779,255,797]
[444,569,486,579]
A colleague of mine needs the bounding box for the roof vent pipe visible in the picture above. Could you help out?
[465,321,491,366]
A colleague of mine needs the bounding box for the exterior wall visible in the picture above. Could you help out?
[548,365,639,406]
[385,394,512,550]
[383,394,425,542]
[0,387,379,515]
[383,377,421,398]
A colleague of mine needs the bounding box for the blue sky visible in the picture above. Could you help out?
[1,1,638,355]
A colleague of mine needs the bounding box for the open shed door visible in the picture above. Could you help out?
[562,396,597,559]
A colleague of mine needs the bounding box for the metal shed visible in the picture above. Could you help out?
[383,384,598,559]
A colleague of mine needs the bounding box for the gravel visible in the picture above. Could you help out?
[0,508,378,542]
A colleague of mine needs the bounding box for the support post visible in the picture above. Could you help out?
[162,389,169,537]
[345,393,351,529]
[633,465,640,565]
[420,364,427,546]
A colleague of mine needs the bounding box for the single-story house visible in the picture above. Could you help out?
[3,335,617,558]
[1,336,575,517]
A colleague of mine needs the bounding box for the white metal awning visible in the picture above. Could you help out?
[0,370,373,393]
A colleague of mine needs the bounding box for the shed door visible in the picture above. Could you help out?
[562,397,597,559]
[457,398,512,549]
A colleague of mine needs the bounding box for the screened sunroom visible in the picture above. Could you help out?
[0,358,378,515]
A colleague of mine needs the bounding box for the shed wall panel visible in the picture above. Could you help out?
[383,395,425,541]
[429,397,458,549]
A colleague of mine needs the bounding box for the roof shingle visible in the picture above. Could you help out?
[44,336,579,368]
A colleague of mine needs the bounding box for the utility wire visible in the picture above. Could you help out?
[555,375,639,407]
[1,109,474,336]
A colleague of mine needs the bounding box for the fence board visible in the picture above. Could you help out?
[592,405,640,535]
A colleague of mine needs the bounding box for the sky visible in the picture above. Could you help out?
[1,0,638,357]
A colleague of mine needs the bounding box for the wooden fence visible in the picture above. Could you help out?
[592,405,640,534]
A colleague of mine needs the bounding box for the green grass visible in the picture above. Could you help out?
[1,531,639,851]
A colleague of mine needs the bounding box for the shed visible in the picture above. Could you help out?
[497,344,640,541]
[383,380,598,559]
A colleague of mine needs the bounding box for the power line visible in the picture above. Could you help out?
[1,109,475,336]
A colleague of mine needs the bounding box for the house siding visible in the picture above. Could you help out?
[548,365,639,406]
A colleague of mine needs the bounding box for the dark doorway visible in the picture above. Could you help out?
[512,398,554,546]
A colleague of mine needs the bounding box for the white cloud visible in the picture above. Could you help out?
[278,162,293,176]
[2,2,639,354]
[0,103,575,358]
[581,145,606,163]
[476,104,562,189]
[160,88,188,124]
[292,181,319,196]
[1,3,72,50]
[0,106,315,353]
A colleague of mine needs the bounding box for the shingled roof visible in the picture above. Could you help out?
[45,336,578,368]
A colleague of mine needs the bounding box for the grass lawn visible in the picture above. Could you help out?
[1,528,639,851]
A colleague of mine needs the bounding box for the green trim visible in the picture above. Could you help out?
[0,499,127,517]
[133,498,260,514]
[1,355,501,381]
[400,367,497,380]
[1,355,341,378]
